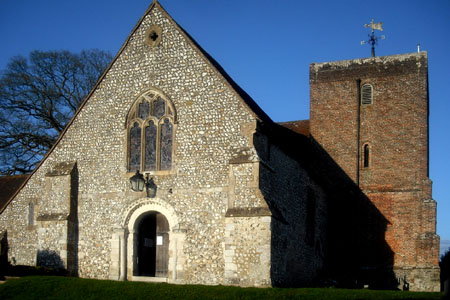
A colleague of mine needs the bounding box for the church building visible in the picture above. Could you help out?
[0,1,439,291]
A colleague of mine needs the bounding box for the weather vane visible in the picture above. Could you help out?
[361,19,385,57]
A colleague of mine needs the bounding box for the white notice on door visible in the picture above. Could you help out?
[157,235,163,245]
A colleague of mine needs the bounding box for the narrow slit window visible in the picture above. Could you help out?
[363,144,370,168]
[28,202,34,226]
[305,188,316,246]
[361,84,373,105]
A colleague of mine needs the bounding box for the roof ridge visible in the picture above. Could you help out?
[277,120,310,137]
[277,119,309,123]
[0,2,160,214]
[155,2,273,124]
[0,2,273,214]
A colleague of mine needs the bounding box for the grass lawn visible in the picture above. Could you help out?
[0,276,443,300]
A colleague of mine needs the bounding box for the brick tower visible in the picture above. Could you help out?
[309,52,440,291]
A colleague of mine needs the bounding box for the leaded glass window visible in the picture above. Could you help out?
[127,90,176,172]
[160,118,173,170]
[129,122,141,172]
[144,121,157,171]
[139,102,150,119]
[153,97,165,119]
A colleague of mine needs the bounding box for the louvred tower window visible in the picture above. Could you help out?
[127,90,176,172]
[361,83,373,105]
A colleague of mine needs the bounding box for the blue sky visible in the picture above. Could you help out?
[1,0,449,252]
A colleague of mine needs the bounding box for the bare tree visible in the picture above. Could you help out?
[442,248,450,294]
[0,49,112,175]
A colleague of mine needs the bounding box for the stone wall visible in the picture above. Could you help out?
[0,2,438,291]
[223,216,271,286]
[0,3,264,284]
[257,133,328,287]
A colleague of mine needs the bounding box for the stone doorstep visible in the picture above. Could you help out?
[131,276,168,283]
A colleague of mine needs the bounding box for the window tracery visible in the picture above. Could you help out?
[127,90,176,172]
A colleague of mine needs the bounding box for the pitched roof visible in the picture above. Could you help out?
[278,120,310,136]
[156,2,273,124]
[0,1,274,214]
[0,175,29,212]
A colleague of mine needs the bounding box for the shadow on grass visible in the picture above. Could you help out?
[3,264,68,278]
[0,276,443,300]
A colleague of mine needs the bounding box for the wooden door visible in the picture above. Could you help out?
[155,213,169,277]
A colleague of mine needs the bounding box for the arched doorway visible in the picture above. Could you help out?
[117,199,185,282]
[135,211,169,277]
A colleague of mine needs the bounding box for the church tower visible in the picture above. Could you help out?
[309,52,440,291]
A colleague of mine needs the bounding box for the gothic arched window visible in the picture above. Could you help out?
[127,90,176,172]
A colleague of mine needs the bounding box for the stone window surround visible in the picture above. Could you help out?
[145,24,162,48]
[125,88,177,175]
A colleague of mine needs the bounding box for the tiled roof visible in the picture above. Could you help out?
[0,174,28,212]
[278,120,310,136]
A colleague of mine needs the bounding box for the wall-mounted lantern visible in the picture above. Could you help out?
[130,170,157,198]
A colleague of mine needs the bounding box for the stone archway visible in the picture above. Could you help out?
[109,198,185,283]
